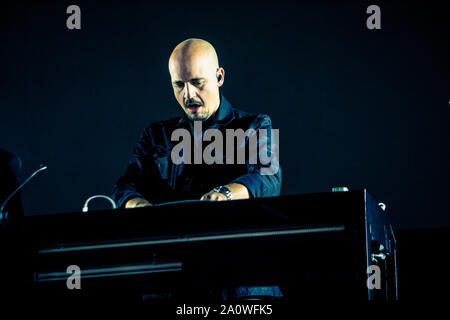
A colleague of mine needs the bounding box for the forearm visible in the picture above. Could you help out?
[112,157,153,208]
[112,176,145,208]
[232,168,282,198]
[224,182,251,200]
[229,114,282,198]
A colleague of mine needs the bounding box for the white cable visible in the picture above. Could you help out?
[82,195,117,212]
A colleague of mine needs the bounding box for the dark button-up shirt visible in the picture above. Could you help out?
[112,95,281,207]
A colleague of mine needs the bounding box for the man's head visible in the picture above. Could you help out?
[169,38,225,121]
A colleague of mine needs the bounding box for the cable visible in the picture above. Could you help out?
[82,195,117,212]
[0,165,48,222]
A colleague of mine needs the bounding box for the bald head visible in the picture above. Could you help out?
[169,39,219,77]
[168,39,225,121]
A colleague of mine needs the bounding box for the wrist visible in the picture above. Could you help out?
[213,186,233,200]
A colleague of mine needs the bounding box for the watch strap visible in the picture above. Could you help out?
[213,186,232,200]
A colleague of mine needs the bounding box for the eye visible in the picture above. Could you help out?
[191,80,203,88]
[174,82,184,89]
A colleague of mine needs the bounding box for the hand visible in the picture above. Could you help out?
[200,191,228,201]
[125,197,153,208]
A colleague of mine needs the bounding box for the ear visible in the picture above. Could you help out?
[216,67,225,87]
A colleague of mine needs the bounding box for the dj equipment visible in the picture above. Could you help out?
[1,190,398,303]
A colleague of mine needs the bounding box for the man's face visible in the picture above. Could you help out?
[169,55,223,121]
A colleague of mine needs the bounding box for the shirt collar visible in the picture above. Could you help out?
[212,94,234,126]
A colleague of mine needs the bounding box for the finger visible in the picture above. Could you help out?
[214,194,224,201]
[201,194,211,200]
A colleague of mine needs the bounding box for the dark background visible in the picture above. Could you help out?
[1,0,449,230]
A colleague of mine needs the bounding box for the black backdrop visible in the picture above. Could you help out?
[1,0,449,229]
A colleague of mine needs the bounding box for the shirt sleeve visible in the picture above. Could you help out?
[112,128,151,208]
[112,126,173,208]
[231,114,282,198]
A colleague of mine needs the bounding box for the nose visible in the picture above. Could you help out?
[183,82,197,101]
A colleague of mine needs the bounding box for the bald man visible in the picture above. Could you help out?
[112,38,281,209]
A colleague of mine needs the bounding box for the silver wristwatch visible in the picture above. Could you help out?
[213,186,233,200]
